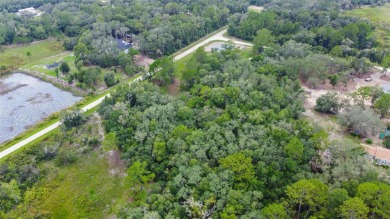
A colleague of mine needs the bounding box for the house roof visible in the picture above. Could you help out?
[18,7,35,12]
[16,7,44,17]
[364,145,390,161]
[115,39,132,50]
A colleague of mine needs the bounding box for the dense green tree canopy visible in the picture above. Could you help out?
[1,0,390,217]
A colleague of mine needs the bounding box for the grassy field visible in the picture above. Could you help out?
[17,151,128,218]
[24,52,76,77]
[345,3,390,47]
[5,115,130,218]
[0,39,64,70]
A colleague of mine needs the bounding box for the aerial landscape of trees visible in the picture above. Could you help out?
[0,0,248,59]
[2,0,390,218]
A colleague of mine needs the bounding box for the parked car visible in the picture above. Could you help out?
[365,77,372,82]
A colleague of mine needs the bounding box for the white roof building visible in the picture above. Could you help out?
[16,7,44,17]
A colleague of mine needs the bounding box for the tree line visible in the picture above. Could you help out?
[96,45,387,218]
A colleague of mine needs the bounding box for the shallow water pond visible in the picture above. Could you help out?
[0,73,82,143]
[204,41,249,52]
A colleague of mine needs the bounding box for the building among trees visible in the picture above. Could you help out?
[365,145,390,166]
[15,7,44,17]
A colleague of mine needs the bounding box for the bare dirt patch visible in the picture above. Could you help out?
[248,5,264,12]
[380,75,390,82]
[107,150,125,177]
[300,78,357,93]
[168,78,181,96]
[302,100,343,140]
[134,55,154,68]
[301,68,390,147]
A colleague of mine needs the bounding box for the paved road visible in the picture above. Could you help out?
[0,28,252,160]
[174,29,253,61]
[0,93,111,159]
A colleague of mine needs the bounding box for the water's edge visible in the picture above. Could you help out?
[0,73,82,143]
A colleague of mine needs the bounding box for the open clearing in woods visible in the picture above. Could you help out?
[0,39,64,69]
[345,3,390,47]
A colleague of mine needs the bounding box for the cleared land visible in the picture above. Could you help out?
[25,52,76,77]
[345,3,390,47]
[248,5,264,12]
[0,39,64,70]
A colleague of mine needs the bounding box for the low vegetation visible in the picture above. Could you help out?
[345,3,390,47]
[0,39,63,73]
[315,86,390,139]
[2,0,390,218]
[2,114,130,218]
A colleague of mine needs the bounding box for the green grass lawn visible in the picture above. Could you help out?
[24,52,128,81]
[0,39,64,69]
[25,52,76,76]
[345,3,390,47]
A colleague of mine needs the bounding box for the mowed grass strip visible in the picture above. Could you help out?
[345,3,390,47]
[0,114,60,152]
[0,39,64,69]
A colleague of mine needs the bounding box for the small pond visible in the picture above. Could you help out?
[0,73,82,143]
[46,62,60,69]
[204,41,248,52]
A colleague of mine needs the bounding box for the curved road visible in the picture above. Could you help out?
[174,29,253,61]
[0,28,253,160]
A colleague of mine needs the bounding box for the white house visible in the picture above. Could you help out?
[16,7,44,17]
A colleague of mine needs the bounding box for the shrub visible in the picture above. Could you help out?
[384,138,390,149]
[339,106,384,138]
[61,110,86,130]
[104,73,118,87]
[315,92,342,114]
[37,142,60,161]
[365,139,373,144]
[60,62,70,75]
[55,149,78,166]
